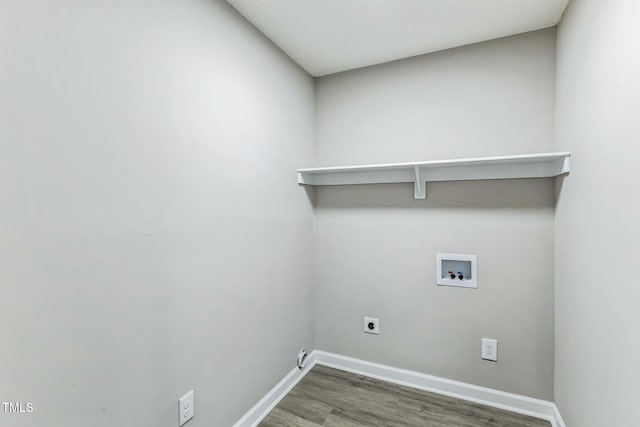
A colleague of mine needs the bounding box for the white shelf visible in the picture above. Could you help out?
[297,152,570,199]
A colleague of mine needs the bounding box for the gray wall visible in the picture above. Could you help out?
[554,0,640,425]
[314,30,557,400]
[0,1,315,426]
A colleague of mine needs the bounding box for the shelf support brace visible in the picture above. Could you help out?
[561,156,571,175]
[414,166,426,199]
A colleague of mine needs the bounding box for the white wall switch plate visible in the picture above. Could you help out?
[179,390,194,426]
[364,317,379,334]
[481,338,498,361]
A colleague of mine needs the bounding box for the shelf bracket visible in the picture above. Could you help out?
[414,166,426,199]
[561,156,571,175]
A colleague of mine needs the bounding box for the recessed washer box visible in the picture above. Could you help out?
[436,253,477,288]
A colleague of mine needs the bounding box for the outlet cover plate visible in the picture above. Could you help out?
[481,338,498,361]
[179,390,194,426]
[364,317,379,334]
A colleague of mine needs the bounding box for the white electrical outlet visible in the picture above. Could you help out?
[481,338,498,361]
[364,317,379,334]
[179,390,194,426]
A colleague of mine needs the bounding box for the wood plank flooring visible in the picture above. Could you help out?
[259,365,550,427]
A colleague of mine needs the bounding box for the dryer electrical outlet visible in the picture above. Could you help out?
[364,317,379,334]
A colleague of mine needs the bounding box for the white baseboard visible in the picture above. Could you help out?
[232,351,318,427]
[553,403,567,427]
[233,349,566,427]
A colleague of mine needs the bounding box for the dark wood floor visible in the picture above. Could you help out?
[259,365,550,427]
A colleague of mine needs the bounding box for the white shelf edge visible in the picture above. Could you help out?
[297,152,570,199]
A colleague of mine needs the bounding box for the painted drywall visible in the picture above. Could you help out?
[226,0,569,76]
[313,30,556,400]
[554,0,640,425]
[0,1,315,426]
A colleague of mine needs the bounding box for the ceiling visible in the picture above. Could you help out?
[226,0,570,77]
